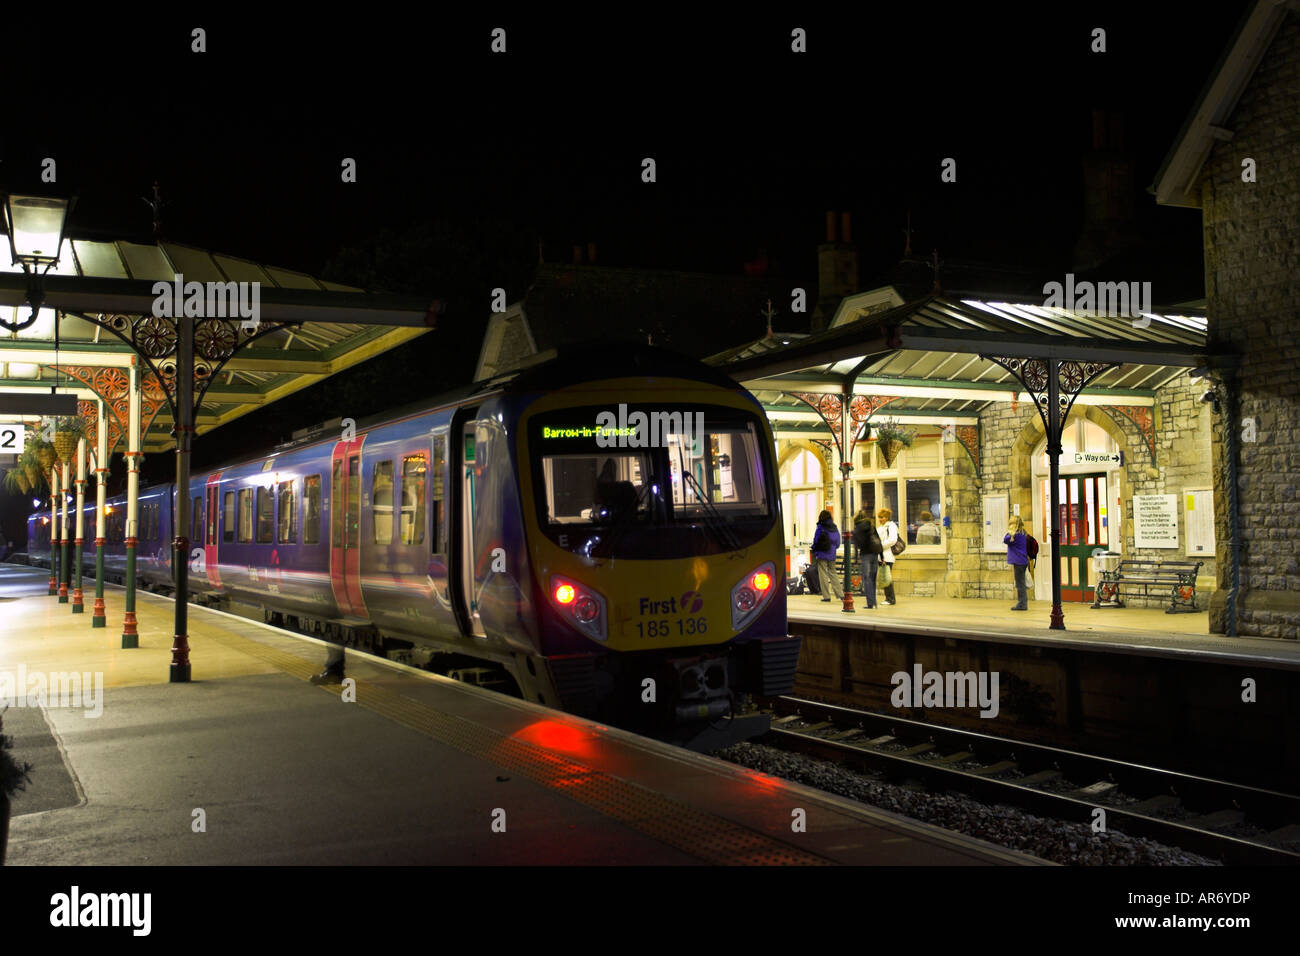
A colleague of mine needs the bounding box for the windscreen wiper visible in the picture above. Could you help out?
[677,450,741,552]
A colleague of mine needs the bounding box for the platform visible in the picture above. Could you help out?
[788,593,1300,670]
[0,565,1039,866]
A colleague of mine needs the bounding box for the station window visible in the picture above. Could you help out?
[223,491,235,543]
[256,487,274,543]
[303,475,321,544]
[237,488,253,543]
[373,460,394,545]
[401,455,426,545]
[277,480,297,544]
[432,435,446,554]
[855,435,946,550]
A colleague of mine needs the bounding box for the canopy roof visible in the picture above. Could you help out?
[707,293,1210,436]
[0,237,434,452]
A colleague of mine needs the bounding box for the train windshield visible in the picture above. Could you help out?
[530,404,775,558]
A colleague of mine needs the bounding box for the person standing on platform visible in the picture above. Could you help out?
[852,508,882,608]
[1004,516,1030,610]
[876,508,900,606]
[811,510,843,603]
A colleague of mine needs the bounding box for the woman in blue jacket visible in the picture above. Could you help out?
[811,510,844,603]
[1004,516,1030,610]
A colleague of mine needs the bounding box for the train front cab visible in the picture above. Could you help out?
[511,377,800,729]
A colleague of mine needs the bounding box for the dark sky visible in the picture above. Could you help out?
[0,3,1258,535]
[7,5,1252,275]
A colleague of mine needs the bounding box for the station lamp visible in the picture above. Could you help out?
[2,193,73,333]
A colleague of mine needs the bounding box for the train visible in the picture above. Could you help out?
[26,346,800,734]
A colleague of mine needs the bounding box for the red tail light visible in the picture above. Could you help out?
[751,572,772,592]
[554,583,576,605]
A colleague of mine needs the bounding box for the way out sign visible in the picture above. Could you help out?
[1074,451,1122,469]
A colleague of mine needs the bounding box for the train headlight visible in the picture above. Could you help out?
[549,574,608,643]
[731,561,777,631]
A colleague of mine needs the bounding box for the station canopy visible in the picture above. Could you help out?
[0,237,434,452]
[706,290,1209,437]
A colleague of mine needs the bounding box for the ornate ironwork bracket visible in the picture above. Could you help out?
[954,423,981,478]
[981,357,1118,446]
[1102,404,1156,468]
[789,391,900,459]
[66,311,301,426]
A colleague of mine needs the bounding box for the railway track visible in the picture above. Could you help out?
[759,695,1300,866]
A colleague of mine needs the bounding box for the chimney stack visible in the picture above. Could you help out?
[841,212,851,244]
[826,210,837,242]
[587,242,597,264]
[573,244,583,264]
[814,209,859,331]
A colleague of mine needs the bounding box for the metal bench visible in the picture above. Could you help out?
[1092,559,1204,613]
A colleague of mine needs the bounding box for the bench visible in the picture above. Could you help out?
[1092,559,1204,613]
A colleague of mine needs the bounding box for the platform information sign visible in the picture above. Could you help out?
[982,494,1008,552]
[1134,493,1179,548]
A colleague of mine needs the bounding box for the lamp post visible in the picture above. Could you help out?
[2,194,72,332]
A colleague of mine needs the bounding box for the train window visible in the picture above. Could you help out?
[277,480,297,544]
[432,435,446,554]
[303,475,322,544]
[193,497,203,543]
[238,488,253,543]
[256,486,274,543]
[223,491,235,543]
[400,455,426,545]
[373,461,394,545]
[331,460,344,548]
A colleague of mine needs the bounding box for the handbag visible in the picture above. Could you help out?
[889,523,906,556]
[1025,568,1034,590]
[879,563,892,588]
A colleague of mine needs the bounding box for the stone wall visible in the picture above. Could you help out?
[1198,12,1300,638]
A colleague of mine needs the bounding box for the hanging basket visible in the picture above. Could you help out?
[52,429,78,464]
[35,445,56,471]
[878,438,902,467]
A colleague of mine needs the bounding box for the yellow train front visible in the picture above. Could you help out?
[481,347,798,736]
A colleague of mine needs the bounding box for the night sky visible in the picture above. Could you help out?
[0,3,1256,538]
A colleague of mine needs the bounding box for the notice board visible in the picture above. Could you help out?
[1185,488,1215,557]
[983,494,1008,552]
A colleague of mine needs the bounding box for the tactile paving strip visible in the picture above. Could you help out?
[200,625,833,865]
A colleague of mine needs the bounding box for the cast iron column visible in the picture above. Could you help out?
[59,461,70,603]
[839,381,855,612]
[72,438,86,613]
[170,315,193,682]
[92,408,108,627]
[1046,359,1065,630]
[50,466,60,595]
[122,361,140,648]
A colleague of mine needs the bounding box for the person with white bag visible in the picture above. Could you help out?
[876,508,900,606]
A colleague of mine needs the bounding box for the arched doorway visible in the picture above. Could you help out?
[1011,409,1134,604]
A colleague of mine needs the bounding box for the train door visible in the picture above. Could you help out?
[204,474,222,587]
[330,436,369,619]
[460,421,486,637]
[1041,472,1108,602]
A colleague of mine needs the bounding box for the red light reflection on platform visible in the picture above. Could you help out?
[512,718,597,759]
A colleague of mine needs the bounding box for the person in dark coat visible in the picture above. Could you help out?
[1004,516,1030,610]
[852,508,882,608]
[811,509,843,603]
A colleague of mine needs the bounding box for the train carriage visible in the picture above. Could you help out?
[27,346,800,731]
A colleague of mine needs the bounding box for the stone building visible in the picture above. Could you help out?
[1154,0,1300,637]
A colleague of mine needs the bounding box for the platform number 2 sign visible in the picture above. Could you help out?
[0,425,24,454]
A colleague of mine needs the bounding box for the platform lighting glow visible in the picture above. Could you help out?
[105,505,114,514]
[554,583,576,605]
[32,498,40,507]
